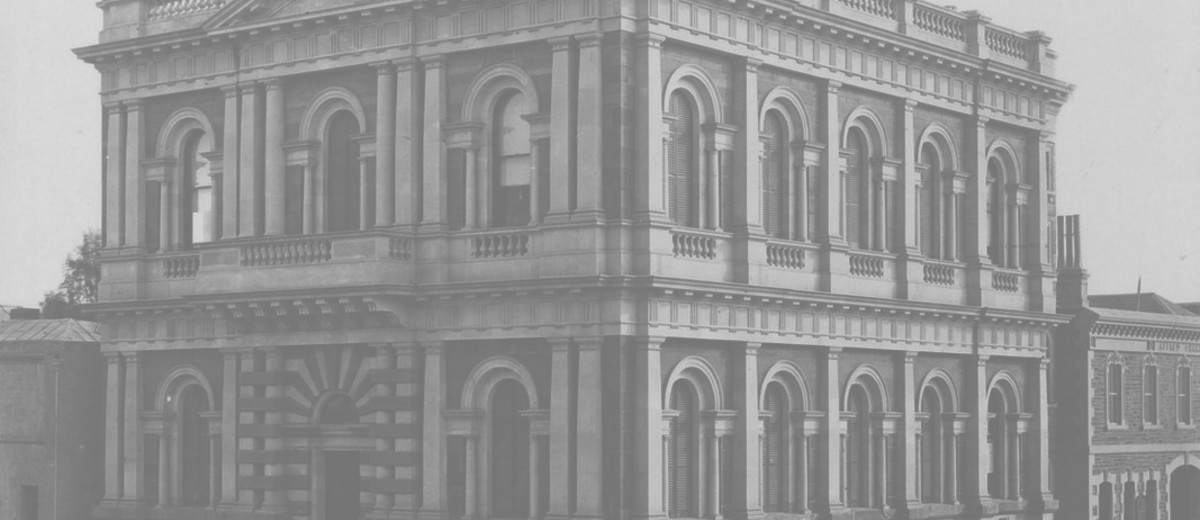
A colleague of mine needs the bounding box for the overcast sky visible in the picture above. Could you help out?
[0,0,1197,307]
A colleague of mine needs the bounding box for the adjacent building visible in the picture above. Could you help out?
[75,0,1072,519]
[0,317,105,520]
[1052,216,1200,520]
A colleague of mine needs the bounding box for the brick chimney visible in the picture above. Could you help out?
[1056,214,1089,310]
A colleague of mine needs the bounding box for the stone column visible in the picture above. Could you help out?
[709,433,723,519]
[375,63,397,226]
[947,189,961,260]
[948,430,959,504]
[158,430,170,506]
[529,139,542,224]
[124,100,145,249]
[207,161,223,241]
[902,352,920,508]
[967,116,990,264]
[122,352,141,502]
[878,431,889,508]
[1009,430,1021,499]
[574,33,605,221]
[264,79,286,235]
[823,349,843,511]
[238,84,262,237]
[1007,198,1021,268]
[220,351,238,506]
[794,157,807,241]
[464,148,477,229]
[103,353,123,503]
[735,59,762,234]
[634,337,666,519]
[464,435,477,519]
[970,355,990,505]
[158,181,171,251]
[419,342,446,519]
[547,338,572,517]
[221,86,240,238]
[420,57,446,230]
[547,36,573,220]
[302,165,316,234]
[634,35,667,220]
[797,430,808,512]
[576,338,604,518]
[1035,358,1053,504]
[209,432,220,507]
[105,104,123,248]
[707,148,722,231]
[900,99,919,253]
[529,434,541,520]
[360,157,372,229]
[394,58,418,226]
[736,342,763,518]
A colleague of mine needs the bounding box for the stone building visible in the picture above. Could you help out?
[1053,216,1200,520]
[0,317,105,520]
[74,0,1071,519]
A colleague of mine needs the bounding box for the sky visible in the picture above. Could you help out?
[0,0,1197,307]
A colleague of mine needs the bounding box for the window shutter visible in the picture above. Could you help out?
[763,387,785,512]
[846,132,865,249]
[668,384,695,518]
[762,114,785,238]
[668,93,694,227]
[920,418,936,502]
[1145,366,1158,424]
[1180,367,1192,424]
[919,147,937,258]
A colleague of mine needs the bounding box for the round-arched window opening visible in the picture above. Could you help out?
[182,131,213,247]
[318,393,360,425]
[178,385,211,506]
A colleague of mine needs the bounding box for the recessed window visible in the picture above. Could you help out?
[1108,363,1124,426]
[1179,365,1193,425]
[1144,364,1159,425]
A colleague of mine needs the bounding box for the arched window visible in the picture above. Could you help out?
[325,110,361,233]
[1144,363,1159,426]
[1109,362,1125,426]
[667,91,698,228]
[492,91,532,228]
[918,144,940,259]
[178,385,210,507]
[846,383,873,508]
[1179,365,1193,425]
[761,111,789,239]
[1146,479,1159,520]
[1124,481,1137,520]
[919,385,945,504]
[491,379,531,518]
[845,129,868,250]
[667,381,699,518]
[986,390,1007,499]
[1100,482,1113,520]
[986,158,1004,266]
[762,382,789,512]
[181,131,213,246]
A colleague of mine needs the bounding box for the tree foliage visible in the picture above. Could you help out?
[39,230,102,319]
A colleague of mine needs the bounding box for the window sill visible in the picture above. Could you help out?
[1177,423,1196,430]
[1142,424,1163,431]
[1106,423,1128,431]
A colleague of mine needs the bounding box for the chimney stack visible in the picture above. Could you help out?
[1056,214,1089,310]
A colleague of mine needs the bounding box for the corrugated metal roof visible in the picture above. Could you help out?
[1089,293,1198,317]
[0,319,101,343]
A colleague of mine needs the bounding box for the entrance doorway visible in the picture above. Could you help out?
[1171,465,1200,520]
[324,451,361,520]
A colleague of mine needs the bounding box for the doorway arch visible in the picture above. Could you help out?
[1171,464,1200,519]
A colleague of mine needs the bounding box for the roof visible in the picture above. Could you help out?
[1088,293,1199,317]
[0,319,101,343]
[1181,302,1200,316]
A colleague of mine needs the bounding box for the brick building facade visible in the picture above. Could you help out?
[1052,216,1200,520]
[75,1,1071,519]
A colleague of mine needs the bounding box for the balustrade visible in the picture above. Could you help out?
[986,27,1029,60]
[913,4,966,41]
[163,254,200,279]
[671,230,718,260]
[470,231,530,259]
[848,253,886,278]
[147,0,225,20]
[992,270,1021,293]
[923,262,956,286]
[766,243,806,270]
[240,239,332,267]
[389,237,413,261]
[839,0,896,18]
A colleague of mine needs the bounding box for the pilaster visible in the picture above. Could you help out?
[633,336,666,520]
[575,337,604,518]
[264,79,286,235]
[547,337,572,518]
[547,36,574,222]
[219,350,239,507]
[123,100,145,250]
[633,34,667,222]
[574,33,605,222]
[102,352,123,504]
[965,114,993,306]
[121,351,142,502]
[104,103,123,248]
[221,85,240,238]
[735,342,764,519]
[394,58,418,226]
[374,62,397,227]
[420,56,447,232]
[733,58,763,236]
[901,352,921,509]
[897,99,923,298]
[238,83,263,237]
[967,354,993,514]
[821,348,845,515]
[418,341,447,520]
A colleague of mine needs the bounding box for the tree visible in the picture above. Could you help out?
[39,230,102,319]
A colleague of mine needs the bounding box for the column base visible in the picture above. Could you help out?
[415,508,451,520]
[570,208,606,223]
[543,210,573,225]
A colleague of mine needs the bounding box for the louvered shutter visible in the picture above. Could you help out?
[920,147,937,258]
[920,418,936,502]
[668,384,695,518]
[668,92,694,227]
[845,132,865,249]
[762,114,785,238]
[847,414,863,506]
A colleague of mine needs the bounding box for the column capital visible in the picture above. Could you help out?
[420,340,446,352]
[549,337,572,352]
[976,354,990,366]
[372,61,397,74]
[903,351,917,364]
[104,351,123,363]
[420,54,445,69]
[575,336,604,351]
[103,101,122,113]
[744,342,762,355]
[576,32,603,47]
[974,115,990,128]
[392,57,418,71]
[1039,357,1051,369]
[633,336,666,352]
[549,35,573,51]
[633,33,666,48]
[827,346,843,359]
[261,78,283,91]
[368,342,395,354]
[743,56,762,71]
[221,84,240,97]
[239,83,257,95]
[123,99,144,111]
[902,98,918,111]
[825,79,843,94]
